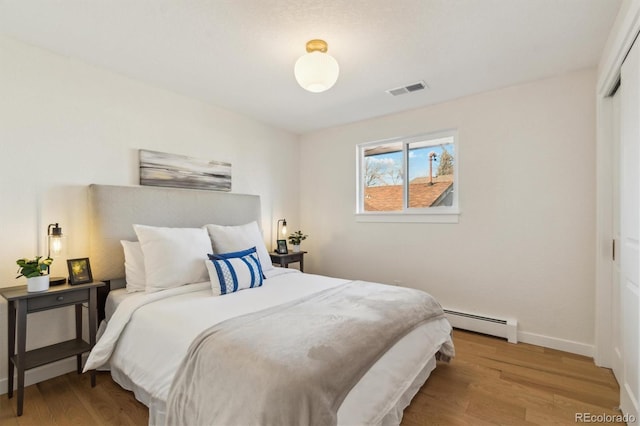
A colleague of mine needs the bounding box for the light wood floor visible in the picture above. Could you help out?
[1,330,622,425]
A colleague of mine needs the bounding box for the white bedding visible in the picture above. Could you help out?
[88,268,452,425]
[104,287,129,322]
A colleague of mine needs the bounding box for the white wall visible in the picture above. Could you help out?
[299,69,597,354]
[0,35,299,390]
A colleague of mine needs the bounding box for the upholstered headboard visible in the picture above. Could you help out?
[89,184,262,281]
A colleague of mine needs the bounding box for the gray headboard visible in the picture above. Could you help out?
[89,184,262,281]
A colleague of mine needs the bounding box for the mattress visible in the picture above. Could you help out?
[98,268,452,425]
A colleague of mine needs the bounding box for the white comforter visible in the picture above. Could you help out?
[85,269,453,425]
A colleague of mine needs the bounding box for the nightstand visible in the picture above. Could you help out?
[270,251,307,272]
[0,281,104,416]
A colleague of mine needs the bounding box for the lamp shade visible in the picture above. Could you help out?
[294,40,339,93]
[277,218,287,237]
[47,223,63,257]
[47,223,67,285]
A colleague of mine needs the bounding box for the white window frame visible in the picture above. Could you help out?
[355,129,460,223]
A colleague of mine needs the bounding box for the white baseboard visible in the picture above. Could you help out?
[518,331,594,357]
[0,358,78,395]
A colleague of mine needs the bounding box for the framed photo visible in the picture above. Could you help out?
[67,258,93,285]
[276,239,288,254]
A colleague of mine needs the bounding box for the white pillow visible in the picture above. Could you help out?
[120,240,146,293]
[134,224,213,292]
[204,221,274,273]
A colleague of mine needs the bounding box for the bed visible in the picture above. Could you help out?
[84,184,454,426]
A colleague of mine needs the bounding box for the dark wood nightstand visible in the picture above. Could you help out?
[0,281,104,416]
[270,251,307,272]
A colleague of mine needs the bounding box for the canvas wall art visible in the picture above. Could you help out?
[139,149,232,192]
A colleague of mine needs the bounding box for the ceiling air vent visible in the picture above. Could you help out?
[386,80,428,96]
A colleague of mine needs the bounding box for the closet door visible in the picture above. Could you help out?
[619,35,640,424]
[612,87,622,382]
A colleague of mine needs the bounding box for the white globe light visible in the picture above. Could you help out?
[294,41,339,93]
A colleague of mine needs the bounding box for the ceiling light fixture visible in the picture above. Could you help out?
[294,39,339,93]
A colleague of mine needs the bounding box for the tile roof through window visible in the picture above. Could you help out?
[364,177,453,211]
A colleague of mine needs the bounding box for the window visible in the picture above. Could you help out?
[356,130,459,223]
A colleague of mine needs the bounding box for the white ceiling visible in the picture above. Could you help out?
[0,0,622,134]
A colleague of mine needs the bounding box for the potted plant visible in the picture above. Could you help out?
[16,256,53,292]
[287,231,308,253]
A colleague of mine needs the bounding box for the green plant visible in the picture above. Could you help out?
[16,256,53,278]
[288,230,308,246]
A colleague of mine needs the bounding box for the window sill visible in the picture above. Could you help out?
[355,210,460,224]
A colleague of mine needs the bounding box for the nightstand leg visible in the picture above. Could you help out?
[15,299,27,416]
[89,288,98,387]
[300,257,304,273]
[75,304,82,374]
[7,300,15,398]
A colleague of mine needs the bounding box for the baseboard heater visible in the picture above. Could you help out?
[444,309,518,343]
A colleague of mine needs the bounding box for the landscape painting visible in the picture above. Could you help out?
[139,149,231,192]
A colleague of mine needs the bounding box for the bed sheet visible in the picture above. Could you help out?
[100,269,452,425]
[105,287,129,322]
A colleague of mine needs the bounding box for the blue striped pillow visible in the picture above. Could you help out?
[206,247,264,296]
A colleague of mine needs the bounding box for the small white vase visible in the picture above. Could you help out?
[292,245,301,253]
[27,275,50,292]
